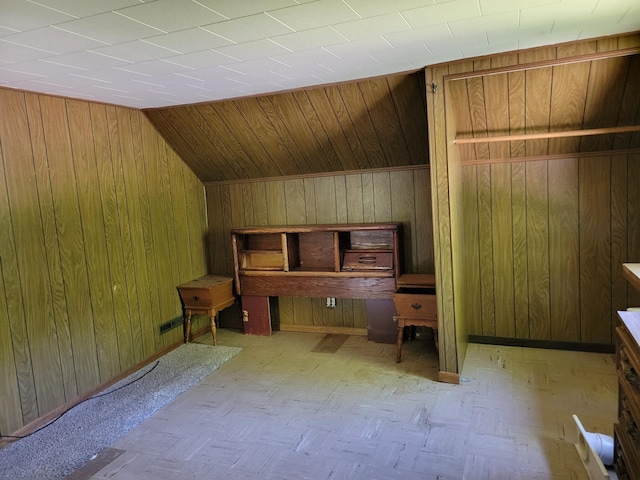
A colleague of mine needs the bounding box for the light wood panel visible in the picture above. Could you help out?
[448,52,640,163]
[145,72,428,183]
[204,168,434,332]
[0,88,208,436]
[440,34,640,346]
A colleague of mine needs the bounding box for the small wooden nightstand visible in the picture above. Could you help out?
[176,275,235,346]
[392,274,437,363]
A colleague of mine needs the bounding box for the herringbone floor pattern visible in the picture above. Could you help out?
[74,329,617,479]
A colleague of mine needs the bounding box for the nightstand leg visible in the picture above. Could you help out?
[396,318,404,363]
[184,312,192,343]
[209,313,217,346]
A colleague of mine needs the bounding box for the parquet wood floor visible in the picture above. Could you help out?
[77,329,617,479]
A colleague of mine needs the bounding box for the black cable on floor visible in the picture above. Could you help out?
[0,360,160,442]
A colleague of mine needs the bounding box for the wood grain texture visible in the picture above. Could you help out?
[448,50,640,164]
[0,89,208,435]
[579,156,612,344]
[448,35,640,350]
[145,72,428,182]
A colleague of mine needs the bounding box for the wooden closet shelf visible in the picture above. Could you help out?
[454,125,640,145]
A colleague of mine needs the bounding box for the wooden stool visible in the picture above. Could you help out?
[176,275,235,345]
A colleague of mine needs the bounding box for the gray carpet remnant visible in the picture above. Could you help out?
[0,343,241,480]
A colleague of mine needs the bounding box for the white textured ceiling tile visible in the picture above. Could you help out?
[195,0,299,20]
[45,73,110,87]
[519,1,599,28]
[3,26,107,55]
[330,13,411,41]
[213,39,291,61]
[267,0,360,31]
[461,40,520,58]
[90,40,177,63]
[55,12,164,45]
[384,23,453,49]
[448,11,520,38]
[217,57,290,77]
[478,0,560,16]
[201,14,293,44]
[25,0,141,18]
[43,50,130,70]
[517,30,582,48]
[3,58,85,76]
[162,49,237,69]
[487,23,553,46]
[9,79,76,96]
[116,0,226,33]
[322,38,398,72]
[115,58,193,77]
[143,28,232,53]
[270,27,347,52]
[0,67,48,82]
[0,40,57,63]
[344,0,436,18]
[402,0,482,28]
[0,1,74,31]
[0,26,19,37]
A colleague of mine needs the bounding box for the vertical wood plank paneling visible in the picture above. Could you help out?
[476,165,495,335]
[283,178,306,226]
[525,160,550,340]
[461,165,482,335]
[511,161,529,338]
[548,157,580,341]
[413,168,434,273]
[390,170,416,271]
[24,94,76,401]
[0,89,209,435]
[118,108,159,358]
[67,99,122,382]
[90,104,132,372]
[132,111,164,352]
[491,163,515,338]
[580,156,612,343]
[372,172,392,222]
[41,95,99,397]
[628,154,640,307]
[610,156,628,339]
[0,134,29,434]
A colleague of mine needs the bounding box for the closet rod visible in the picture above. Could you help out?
[454,125,640,144]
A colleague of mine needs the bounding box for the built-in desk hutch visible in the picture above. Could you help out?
[231,223,401,335]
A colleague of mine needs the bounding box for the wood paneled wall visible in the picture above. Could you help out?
[426,32,640,375]
[0,88,208,435]
[461,153,640,343]
[205,168,434,331]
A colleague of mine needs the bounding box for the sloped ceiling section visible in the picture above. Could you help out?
[143,71,428,183]
[449,54,640,163]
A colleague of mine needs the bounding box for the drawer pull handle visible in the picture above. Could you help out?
[358,256,377,264]
[625,366,640,389]
[411,303,422,310]
[192,295,200,301]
